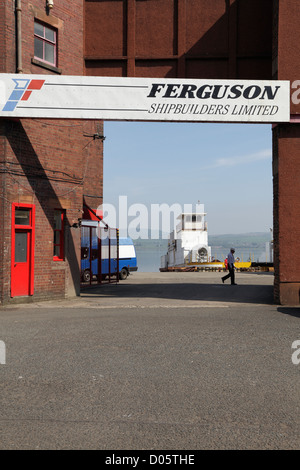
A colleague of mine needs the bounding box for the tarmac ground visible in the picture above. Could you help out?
[0,271,299,450]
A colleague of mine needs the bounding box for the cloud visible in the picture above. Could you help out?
[205,149,272,169]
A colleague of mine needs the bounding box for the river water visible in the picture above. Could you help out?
[135,245,269,273]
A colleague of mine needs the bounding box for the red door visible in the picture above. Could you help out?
[11,205,35,297]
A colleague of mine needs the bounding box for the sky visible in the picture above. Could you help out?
[102,121,273,236]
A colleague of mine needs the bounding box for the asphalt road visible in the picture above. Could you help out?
[0,272,299,450]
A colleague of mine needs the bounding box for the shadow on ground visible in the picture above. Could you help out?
[81,282,274,305]
[277,307,300,318]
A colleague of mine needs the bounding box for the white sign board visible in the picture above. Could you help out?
[0,74,290,123]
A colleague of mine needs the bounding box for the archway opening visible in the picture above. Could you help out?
[103,121,273,273]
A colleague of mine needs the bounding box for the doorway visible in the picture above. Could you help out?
[11,203,35,297]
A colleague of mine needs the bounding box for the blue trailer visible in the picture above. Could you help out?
[117,237,138,279]
[81,223,137,282]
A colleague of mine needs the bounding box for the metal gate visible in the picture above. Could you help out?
[80,223,119,286]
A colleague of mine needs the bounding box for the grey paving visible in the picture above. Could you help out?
[0,272,299,450]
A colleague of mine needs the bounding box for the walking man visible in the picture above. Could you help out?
[222,248,237,285]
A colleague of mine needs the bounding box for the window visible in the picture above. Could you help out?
[34,21,57,66]
[81,247,89,260]
[53,210,65,260]
[15,232,28,263]
[15,207,31,226]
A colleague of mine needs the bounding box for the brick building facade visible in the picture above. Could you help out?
[1,0,300,305]
[83,0,300,305]
[0,0,103,303]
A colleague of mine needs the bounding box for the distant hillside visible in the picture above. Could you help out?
[133,232,272,251]
[208,232,272,249]
[134,237,168,252]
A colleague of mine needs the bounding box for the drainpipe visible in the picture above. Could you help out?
[16,0,22,73]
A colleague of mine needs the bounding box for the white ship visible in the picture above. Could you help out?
[160,207,221,270]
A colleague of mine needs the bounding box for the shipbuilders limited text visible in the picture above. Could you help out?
[148,103,279,116]
[147,82,281,117]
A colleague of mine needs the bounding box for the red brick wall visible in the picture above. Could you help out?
[0,0,85,75]
[0,1,15,73]
[1,117,103,302]
[273,123,300,304]
[0,1,5,72]
[0,1,104,303]
[84,0,273,79]
[277,0,300,115]
[272,0,300,304]
[82,120,104,212]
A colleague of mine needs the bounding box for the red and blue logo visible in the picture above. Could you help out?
[2,78,45,112]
